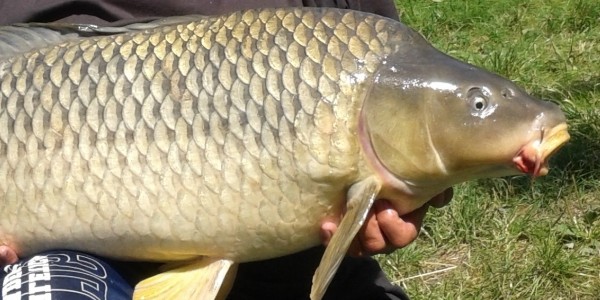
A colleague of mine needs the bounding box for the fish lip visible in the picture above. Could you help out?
[512,123,570,177]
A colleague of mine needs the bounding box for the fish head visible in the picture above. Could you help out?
[424,67,569,181]
[362,41,569,189]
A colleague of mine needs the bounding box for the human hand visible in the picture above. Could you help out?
[0,245,18,266]
[320,188,453,256]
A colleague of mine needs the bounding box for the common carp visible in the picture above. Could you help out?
[0,8,569,299]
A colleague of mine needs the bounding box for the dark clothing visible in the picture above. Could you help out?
[0,1,408,299]
[1,251,133,300]
[230,247,409,300]
[0,249,409,300]
[0,0,399,25]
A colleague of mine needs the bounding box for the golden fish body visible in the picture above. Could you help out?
[0,8,391,261]
[0,8,569,299]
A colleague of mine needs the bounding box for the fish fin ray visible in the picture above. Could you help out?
[310,176,381,300]
[0,15,207,60]
[133,257,237,300]
[0,25,83,60]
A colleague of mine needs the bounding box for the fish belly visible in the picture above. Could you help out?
[0,9,391,262]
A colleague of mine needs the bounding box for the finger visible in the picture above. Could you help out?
[375,201,429,250]
[319,220,338,247]
[321,213,375,257]
[357,200,395,255]
[0,245,18,266]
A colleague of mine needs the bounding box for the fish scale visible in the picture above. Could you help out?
[0,8,391,261]
[0,8,571,299]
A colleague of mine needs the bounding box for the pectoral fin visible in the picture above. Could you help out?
[133,258,238,300]
[310,177,382,300]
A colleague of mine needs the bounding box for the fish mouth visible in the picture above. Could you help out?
[513,123,570,177]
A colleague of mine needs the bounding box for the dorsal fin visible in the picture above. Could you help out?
[0,15,205,60]
[0,25,81,60]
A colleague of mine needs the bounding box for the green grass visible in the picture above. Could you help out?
[378,0,600,299]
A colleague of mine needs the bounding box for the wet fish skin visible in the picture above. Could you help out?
[0,8,399,261]
[0,7,570,299]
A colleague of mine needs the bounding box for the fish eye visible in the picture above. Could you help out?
[467,88,488,111]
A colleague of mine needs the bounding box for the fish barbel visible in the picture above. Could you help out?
[0,8,569,299]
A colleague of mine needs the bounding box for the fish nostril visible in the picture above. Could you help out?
[501,88,513,99]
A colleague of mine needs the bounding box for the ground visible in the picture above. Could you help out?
[377,1,600,299]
